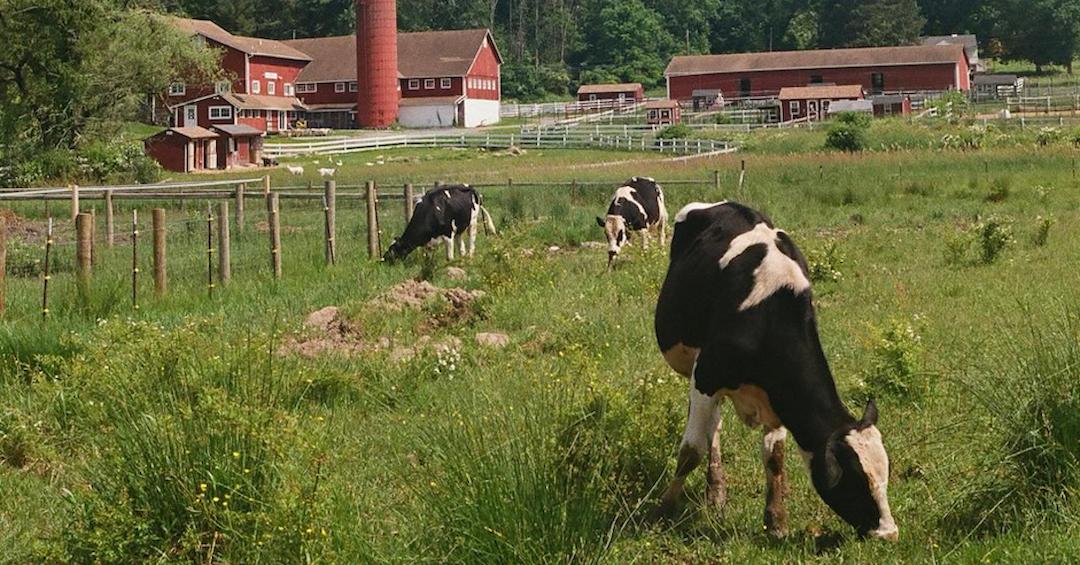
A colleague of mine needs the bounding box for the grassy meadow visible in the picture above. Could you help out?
[1,137,1079,562]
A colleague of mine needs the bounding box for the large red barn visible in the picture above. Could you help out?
[666,45,970,102]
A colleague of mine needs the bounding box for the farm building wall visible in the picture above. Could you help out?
[401,77,464,99]
[464,38,501,101]
[669,62,967,100]
[463,99,500,127]
[399,103,458,128]
[248,56,306,96]
[297,81,358,105]
[145,135,189,172]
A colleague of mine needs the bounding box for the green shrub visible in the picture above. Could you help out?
[1035,127,1062,147]
[857,317,925,400]
[976,216,1014,264]
[807,240,845,283]
[985,177,1011,202]
[1033,215,1055,247]
[825,113,870,152]
[656,123,692,140]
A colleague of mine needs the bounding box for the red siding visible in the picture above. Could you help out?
[145,134,188,173]
[356,0,399,127]
[248,56,305,97]
[165,40,247,104]
[781,96,860,121]
[174,95,238,129]
[297,81,357,105]
[401,77,464,99]
[465,37,500,100]
[578,88,644,102]
[669,62,966,100]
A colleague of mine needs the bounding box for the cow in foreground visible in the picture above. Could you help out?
[596,177,668,268]
[383,184,496,262]
[653,201,898,541]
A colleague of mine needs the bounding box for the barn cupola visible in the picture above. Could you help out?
[355,0,399,128]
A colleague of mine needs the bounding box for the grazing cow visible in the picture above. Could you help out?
[318,168,336,177]
[286,165,304,176]
[653,201,897,541]
[595,176,668,268]
[383,184,496,262]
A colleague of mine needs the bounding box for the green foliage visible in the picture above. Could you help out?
[1035,127,1063,147]
[848,0,926,47]
[857,317,925,400]
[806,240,846,283]
[985,177,1012,202]
[825,113,871,152]
[976,215,1014,264]
[655,123,692,140]
[1033,215,1055,247]
[578,0,675,86]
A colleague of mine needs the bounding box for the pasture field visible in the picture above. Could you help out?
[1,142,1079,563]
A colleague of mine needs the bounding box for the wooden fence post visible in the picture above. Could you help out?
[404,183,415,222]
[206,204,214,298]
[737,160,746,195]
[89,207,97,266]
[0,217,6,318]
[217,202,231,286]
[235,183,246,231]
[75,213,92,302]
[131,210,139,310]
[70,184,79,220]
[267,193,282,278]
[105,190,115,247]
[42,219,53,320]
[324,180,336,265]
[263,175,271,197]
[713,169,721,193]
[152,208,166,298]
[366,181,379,259]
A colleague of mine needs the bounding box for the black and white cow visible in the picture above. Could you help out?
[595,177,668,267]
[383,184,496,262]
[653,201,897,541]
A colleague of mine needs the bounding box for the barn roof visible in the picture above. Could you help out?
[644,99,680,109]
[577,83,643,95]
[284,29,500,83]
[666,45,966,77]
[778,84,864,100]
[158,127,218,140]
[827,99,873,113]
[211,124,264,136]
[222,93,307,111]
[171,17,311,61]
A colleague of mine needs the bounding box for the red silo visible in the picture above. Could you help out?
[356,0,399,128]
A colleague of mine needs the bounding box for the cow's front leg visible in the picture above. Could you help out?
[655,379,721,519]
[468,219,478,257]
[706,424,727,509]
[445,235,455,260]
[458,232,466,257]
[642,228,650,250]
[762,427,789,537]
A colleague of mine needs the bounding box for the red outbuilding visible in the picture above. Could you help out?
[645,100,682,125]
[577,83,645,103]
[666,44,970,102]
[210,124,264,169]
[144,127,220,173]
[778,84,864,122]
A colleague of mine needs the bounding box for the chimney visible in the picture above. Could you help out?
[355,0,398,128]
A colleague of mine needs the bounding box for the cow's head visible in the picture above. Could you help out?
[382,239,412,262]
[596,215,629,268]
[809,400,898,541]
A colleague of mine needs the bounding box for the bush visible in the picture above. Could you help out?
[656,123,692,140]
[1033,215,1055,247]
[857,317,925,400]
[825,113,870,152]
[985,177,1011,202]
[976,216,1014,264]
[807,240,845,283]
[1035,127,1062,147]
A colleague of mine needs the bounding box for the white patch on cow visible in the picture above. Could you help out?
[683,372,722,455]
[604,215,628,255]
[674,201,727,224]
[761,427,787,462]
[443,190,451,200]
[611,185,647,218]
[719,222,810,311]
[846,426,898,541]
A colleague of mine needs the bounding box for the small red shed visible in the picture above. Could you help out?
[211,124,264,169]
[870,94,912,117]
[645,99,681,125]
[778,84,864,122]
[577,83,645,103]
[144,127,220,173]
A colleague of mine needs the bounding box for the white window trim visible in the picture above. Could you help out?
[252,80,261,94]
[169,83,186,96]
[440,78,452,89]
[408,79,419,90]
[424,78,435,90]
[284,83,294,96]
[789,100,799,115]
[208,106,233,120]
[296,83,315,94]
[267,81,276,95]
[349,82,358,92]
[335,82,346,93]
[214,81,231,94]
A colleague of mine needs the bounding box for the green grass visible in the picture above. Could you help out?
[2,133,1080,562]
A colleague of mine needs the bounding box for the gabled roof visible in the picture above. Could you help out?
[779,84,864,100]
[921,35,978,53]
[644,99,679,109]
[154,127,218,140]
[283,35,356,83]
[974,74,1021,85]
[827,100,873,113]
[171,17,311,61]
[223,93,307,111]
[211,124,264,136]
[577,83,642,95]
[666,45,967,77]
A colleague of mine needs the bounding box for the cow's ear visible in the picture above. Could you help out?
[822,438,843,489]
[861,399,878,426]
[595,216,605,228]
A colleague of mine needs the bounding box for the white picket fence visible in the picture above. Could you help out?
[264,132,738,158]
[500,98,642,118]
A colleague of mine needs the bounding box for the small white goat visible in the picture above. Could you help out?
[318,168,336,177]
[286,165,305,175]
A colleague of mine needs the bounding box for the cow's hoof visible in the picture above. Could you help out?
[765,525,789,539]
[649,499,679,523]
[705,485,727,510]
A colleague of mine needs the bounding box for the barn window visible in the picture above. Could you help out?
[441,78,452,89]
[169,83,186,96]
[589,94,597,101]
[789,100,800,115]
[424,78,436,89]
[335,82,346,93]
[252,80,261,94]
[810,74,823,84]
[408,79,419,90]
[297,83,316,94]
[739,78,751,97]
[872,73,885,93]
[349,82,358,92]
[267,81,276,95]
[284,83,294,96]
[208,106,233,120]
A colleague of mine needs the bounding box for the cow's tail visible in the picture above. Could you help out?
[479,205,497,236]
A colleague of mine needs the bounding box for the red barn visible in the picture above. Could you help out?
[167,18,312,133]
[666,45,970,102]
[577,83,644,103]
[778,84,864,122]
[645,100,681,125]
[211,124,264,169]
[144,127,220,173]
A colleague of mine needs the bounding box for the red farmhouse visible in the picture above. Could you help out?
[282,29,501,129]
[665,45,970,102]
[577,83,645,103]
[778,84,864,122]
[167,18,311,134]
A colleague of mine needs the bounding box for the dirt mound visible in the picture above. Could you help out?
[476,332,510,348]
[281,306,380,358]
[372,280,485,313]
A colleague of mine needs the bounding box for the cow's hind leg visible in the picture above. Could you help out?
[655,379,721,519]
[445,235,455,261]
[468,219,478,257]
[458,232,466,257]
[706,424,727,509]
[762,427,789,537]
